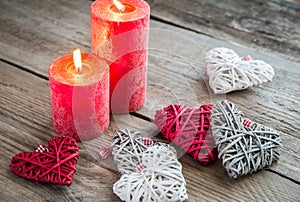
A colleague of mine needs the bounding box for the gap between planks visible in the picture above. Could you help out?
[0,0,299,184]
[2,46,300,184]
[0,58,48,80]
[1,61,300,201]
[1,60,299,186]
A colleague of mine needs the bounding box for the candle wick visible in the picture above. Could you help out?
[113,0,126,13]
[76,65,82,74]
[119,7,125,13]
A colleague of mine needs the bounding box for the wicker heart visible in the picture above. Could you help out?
[154,104,217,164]
[111,129,150,174]
[111,129,175,174]
[10,136,79,185]
[211,100,282,178]
[113,145,188,202]
[205,47,275,94]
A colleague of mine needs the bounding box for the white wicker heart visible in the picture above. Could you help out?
[210,100,282,178]
[111,129,149,174]
[111,129,177,175]
[205,47,275,94]
[113,145,188,202]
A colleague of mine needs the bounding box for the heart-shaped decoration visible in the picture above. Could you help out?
[10,136,79,185]
[111,129,175,174]
[111,129,150,174]
[210,100,282,178]
[113,145,188,202]
[205,47,275,94]
[154,104,217,164]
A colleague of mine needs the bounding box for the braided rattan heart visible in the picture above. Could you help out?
[113,145,188,202]
[154,104,217,164]
[205,47,274,94]
[111,129,176,174]
[111,129,150,174]
[211,100,282,178]
[10,136,79,185]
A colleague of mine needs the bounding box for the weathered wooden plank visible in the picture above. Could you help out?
[179,157,300,201]
[145,0,300,63]
[145,27,300,183]
[0,0,91,75]
[0,0,299,182]
[144,46,300,183]
[0,62,159,201]
[1,0,299,74]
[0,64,119,201]
[144,31,300,137]
[1,60,300,201]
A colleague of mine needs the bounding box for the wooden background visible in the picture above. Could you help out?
[0,0,299,201]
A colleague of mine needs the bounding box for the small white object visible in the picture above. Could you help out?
[205,47,275,94]
[113,145,188,202]
[35,144,48,153]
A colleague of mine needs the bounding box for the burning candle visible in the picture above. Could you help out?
[91,0,150,114]
[49,49,109,141]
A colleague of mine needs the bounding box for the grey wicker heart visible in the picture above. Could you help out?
[205,47,275,94]
[113,145,188,202]
[111,129,176,174]
[211,100,282,178]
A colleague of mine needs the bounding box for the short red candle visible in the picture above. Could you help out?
[91,0,150,114]
[49,53,109,141]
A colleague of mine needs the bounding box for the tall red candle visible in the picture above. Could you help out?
[91,0,150,114]
[49,51,109,141]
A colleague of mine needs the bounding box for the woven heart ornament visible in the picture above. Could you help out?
[111,129,151,174]
[205,47,275,94]
[111,129,175,174]
[154,104,217,164]
[10,136,79,185]
[211,100,282,178]
[113,145,188,202]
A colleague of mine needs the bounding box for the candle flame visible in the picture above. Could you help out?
[113,0,125,12]
[73,48,82,73]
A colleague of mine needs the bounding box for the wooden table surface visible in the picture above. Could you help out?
[0,0,299,201]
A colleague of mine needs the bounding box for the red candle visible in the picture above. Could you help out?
[91,0,150,114]
[49,49,109,141]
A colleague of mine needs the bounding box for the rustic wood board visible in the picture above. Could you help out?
[145,0,300,63]
[1,60,300,201]
[0,0,299,183]
[0,0,91,76]
[144,24,300,183]
[0,0,299,201]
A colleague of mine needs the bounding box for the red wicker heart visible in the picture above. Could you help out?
[10,136,79,185]
[154,104,217,164]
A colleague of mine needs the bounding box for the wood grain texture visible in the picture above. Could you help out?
[144,24,300,183]
[1,61,299,201]
[0,0,299,201]
[145,0,300,63]
[0,0,91,75]
[144,43,300,183]
[0,0,299,182]
[0,62,118,201]
[179,157,300,201]
[0,61,158,201]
